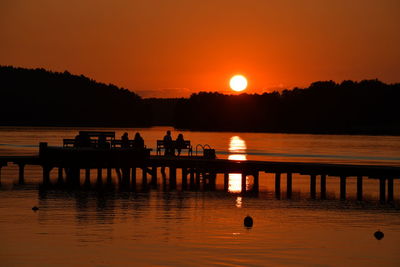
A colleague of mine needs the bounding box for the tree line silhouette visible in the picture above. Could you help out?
[1,66,399,134]
[173,80,400,135]
[0,66,151,127]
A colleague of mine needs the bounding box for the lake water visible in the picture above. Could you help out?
[1,126,400,266]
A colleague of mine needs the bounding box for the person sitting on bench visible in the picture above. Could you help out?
[121,132,130,148]
[133,132,144,149]
[176,133,185,156]
[163,130,174,156]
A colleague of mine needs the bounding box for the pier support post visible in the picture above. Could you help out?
[388,178,394,202]
[195,171,201,189]
[131,167,136,188]
[224,173,229,192]
[18,164,25,184]
[286,173,292,199]
[210,172,217,190]
[97,168,102,183]
[121,168,130,186]
[241,173,247,193]
[320,174,326,200]
[142,168,148,188]
[357,176,363,201]
[189,169,195,189]
[275,173,281,199]
[58,167,64,184]
[106,168,112,184]
[310,174,316,199]
[379,178,386,203]
[340,176,346,200]
[182,168,188,190]
[151,166,157,186]
[85,168,90,185]
[253,172,259,193]
[170,167,177,189]
[42,166,51,185]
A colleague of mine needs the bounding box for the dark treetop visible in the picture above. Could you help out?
[173,80,400,135]
[0,66,151,127]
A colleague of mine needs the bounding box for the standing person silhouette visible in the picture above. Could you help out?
[163,130,173,156]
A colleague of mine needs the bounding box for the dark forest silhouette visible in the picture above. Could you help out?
[0,66,151,127]
[1,66,399,135]
[174,80,400,135]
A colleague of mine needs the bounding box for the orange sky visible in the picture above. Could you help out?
[1,0,399,98]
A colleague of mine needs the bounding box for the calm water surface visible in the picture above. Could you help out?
[0,127,400,266]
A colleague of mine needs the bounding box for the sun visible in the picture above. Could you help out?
[230,75,248,92]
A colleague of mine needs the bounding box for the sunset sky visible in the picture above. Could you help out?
[1,0,399,98]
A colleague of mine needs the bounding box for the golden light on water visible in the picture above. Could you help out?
[228,136,248,193]
[228,136,247,154]
[228,154,246,161]
[229,75,248,92]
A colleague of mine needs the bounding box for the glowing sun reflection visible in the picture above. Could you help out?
[228,136,248,193]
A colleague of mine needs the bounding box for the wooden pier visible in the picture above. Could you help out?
[1,142,400,202]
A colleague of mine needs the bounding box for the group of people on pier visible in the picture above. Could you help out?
[121,132,145,149]
[73,130,187,156]
[163,130,186,156]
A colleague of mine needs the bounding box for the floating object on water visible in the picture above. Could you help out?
[244,215,253,228]
[32,206,39,211]
[374,230,384,240]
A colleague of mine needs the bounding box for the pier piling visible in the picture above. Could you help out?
[131,167,136,187]
[151,166,157,186]
[320,174,326,199]
[18,163,25,184]
[85,168,90,185]
[182,168,188,189]
[357,176,363,201]
[388,178,394,202]
[340,176,346,200]
[286,173,292,199]
[42,166,51,184]
[58,167,64,184]
[253,172,259,193]
[224,173,229,191]
[275,173,281,199]
[310,174,316,199]
[241,173,247,193]
[170,167,177,189]
[142,167,148,188]
[379,178,386,202]
[107,168,112,184]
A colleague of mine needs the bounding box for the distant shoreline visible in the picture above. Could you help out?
[1,124,399,137]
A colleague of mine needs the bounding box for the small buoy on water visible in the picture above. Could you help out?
[374,230,384,240]
[32,206,39,211]
[244,216,253,228]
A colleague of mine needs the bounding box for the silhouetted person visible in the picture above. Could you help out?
[163,130,173,156]
[175,133,185,156]
[121,132,129,148]
[98,134,110,149]
[133,132,144,149]
[74,132,91,148]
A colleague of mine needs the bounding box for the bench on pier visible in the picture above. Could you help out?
[156,140,192,156]
[111,140,152,151]
[40,142,152,166]
[63,131,115,148]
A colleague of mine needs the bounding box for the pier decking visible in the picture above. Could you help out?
[1,143,399,202]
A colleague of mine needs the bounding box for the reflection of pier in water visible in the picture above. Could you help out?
[1,140,400,203]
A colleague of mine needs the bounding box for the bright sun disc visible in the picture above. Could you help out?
[230,75,248,92]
